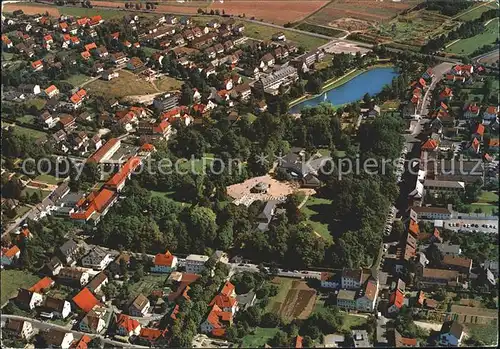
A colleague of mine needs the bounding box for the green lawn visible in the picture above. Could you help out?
[241,327,279,347]
[478,191,499,203]
[63,74,92,88]
[24,98,47,111]
[445,19,499,56]
[56,7,131,19]
[141,46,159,57]
[301,196,333,242]
[22,187,52,198]
[129,274,169,298]
[455,3,499,21]
[1,270,40,305]
[16,115,36,125]
[340,313,368,331]
[466,190,499,215]
[34,174,61,185]
[1,122,47,141]
[2,51,14,61]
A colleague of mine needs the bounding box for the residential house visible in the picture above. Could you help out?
[483,106,499,121]
[43,329,74,349]
[127,57,145,71]
[320,272,339,289]
[464,103,480,119]
[261,53,275,68]
[442,255,472,274]
[200,304,233,337]
[42,297,72,319]
[185,254,210,274]
[116,314,141,337]
[151,250,178,273]
[1,245,21,266]
[423,180,465,195]
[31,59,44,71]
[102,69,119,81]
[58,268,90,287]
[387,289,404,315]
[390,330,418,347]
[44,256,63,276]
[356,278,379,312]
[111,52,128,65]
[129,294,150,317]
[5,319,34,340]
[352,330,371,348]
[79,305,107,334]
[341,268,371,290]
[58,239,86,266]
[81,246,113,270]
[439,321,464,346]
[208,281,239,315]
[16,289,43,310]
[336,289,357,310]
[86,272,108,295]
[44,85,59,98]
[72,288,100,313]
[139,328,168,345]
[417,268,459,287]
[439,87,453,101]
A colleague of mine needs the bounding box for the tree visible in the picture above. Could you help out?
[88,337,103,349]
[132,264,144,282]
[425,243,443,267]
[261,312,281,328]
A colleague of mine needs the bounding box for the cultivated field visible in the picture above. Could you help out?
[307,0,421,30]
[371,9,456,47]
[266,277,317,321]
[3,4,61,16]
[86,70,182,100]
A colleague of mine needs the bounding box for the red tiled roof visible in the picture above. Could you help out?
[90,15,103,24]
[389,289,404,309]
[295,336,303,348]
[432,228,443,243]
[489,139,500,147]
[422,139,438,151]
[88,138,119,163]
[45,85,58,94]
[153,250,175,267]
[81,51,91,59]
[105,157,142,188]
[29,277,54,293]
[71,36,80,43]
[76,89,87,99]
[85,42,97,51]
[60,22,68,29]
[472,138,480,152]
[220,281,235,297]
[208,294,237,308]
[73,288,99,313]
[408,219,419,237]
[116,314,140,332]
[140,143,155,152]
[77,18,89,26]
[4,245,20,258]
[465,104,479,114]
[71,334,91,349]
[70,94,81,104]
[486,106,499,114]
[139,328,167,341]
[44,35,53,42]
[475,124,485,136]
[418,78,426,87]
[31,60,43,69]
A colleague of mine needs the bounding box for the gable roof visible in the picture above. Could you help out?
[29,277,54,293]
[130,293,149,311]
[220,281,235,297]
[441,320,463,339]
[116,313,140,332]
[3,245,20,258]
[389,289,404,309]
[408,219,419,237]
[72,288,99,313]
[153,250,175,267]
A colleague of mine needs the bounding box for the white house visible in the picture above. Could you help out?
[81,246,113,270]
[320,272,339,289]
[439,321,464,346]
[185,254,210,274]
[16,289,43,310]
[129,294,150,317]
[44,329,74,349]
[79,306,107,334]
[341,268,370,290]
[5,319,34,340]
[116,314,141,337]
[43,297,72,319]
[356,279,379,312]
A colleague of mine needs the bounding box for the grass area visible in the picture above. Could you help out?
[381,100,401,111]
[464,322,499,345]
[445,19,499,56]
[63,74,92,88]
[296,22,345,38]
[22,187,52,198]
[241,327,279,348]
[1,270,40,304]
[129,274,170,298]
[301,196,333,242]
[2,51,14,61]
[1,122,47,141]
[478,190,499,203]
[15,205,31,218]
[244,113,257,124]
[24,98,47,111]
[455,3,499,21]
[56,6,132,20]
[466,190,499,215]
[265,277,294,312]
[340,313,368,331]
[155,76,183,92]
[16,115,36,125]
[141,46,159,57]
[86,70,180,99]
[34,174,61,185]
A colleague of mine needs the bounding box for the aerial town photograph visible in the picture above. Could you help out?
[0,0,498,348]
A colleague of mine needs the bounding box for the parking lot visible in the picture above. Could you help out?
[441,219,498,234]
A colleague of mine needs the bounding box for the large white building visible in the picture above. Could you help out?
[185,254,210,274]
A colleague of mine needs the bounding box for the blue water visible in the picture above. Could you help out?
[290,67,398,113]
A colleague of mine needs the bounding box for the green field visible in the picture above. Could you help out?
[301,196,333,242]
[16,115,36,125]
[1,122,47,141]
[56,6,131,20]
[1,270,40,305]
[24,98,47,111]
[34,174,61,185]
[265,277,294,313]
[63,74,92,88]
[445,19,499,56]
[455,3,499,21]
[241,327,279,347]
[129,274,170,298]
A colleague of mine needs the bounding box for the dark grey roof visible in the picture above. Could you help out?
[441,320,463,339]
[59,239,78,257]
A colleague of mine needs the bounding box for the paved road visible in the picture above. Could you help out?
[418,62,454,116]
[1,314,148,348]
